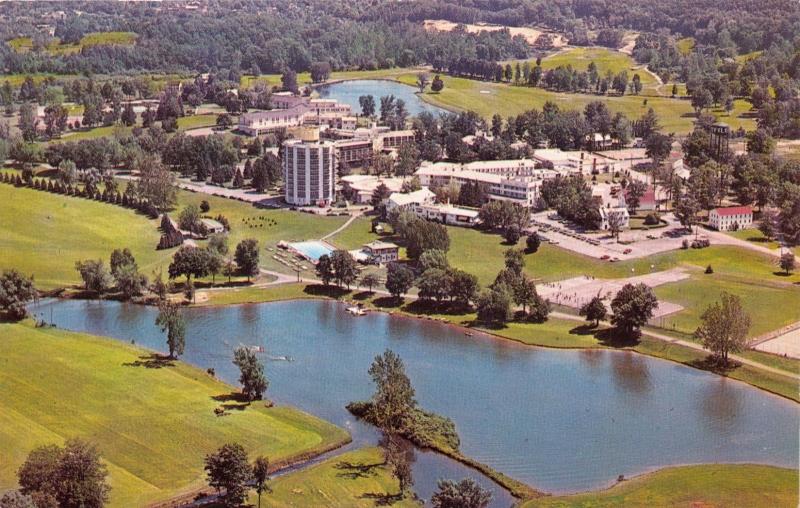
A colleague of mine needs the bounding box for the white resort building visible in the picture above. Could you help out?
[709,206,753,231]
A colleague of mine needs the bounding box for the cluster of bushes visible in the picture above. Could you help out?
[0,172,159,218]
[682,238,711,249]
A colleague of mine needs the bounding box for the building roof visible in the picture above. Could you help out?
[422,203,480,218]
[363,240,399,250]
[200,218,224,230]
[713,206,753,216]
[388,187,435,207]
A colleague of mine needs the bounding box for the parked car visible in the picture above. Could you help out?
[623,248,632,254]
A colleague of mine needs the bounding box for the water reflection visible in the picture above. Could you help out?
[609,351,653,396]
[699,379,744,433]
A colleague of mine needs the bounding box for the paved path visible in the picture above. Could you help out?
[321,212,362,241]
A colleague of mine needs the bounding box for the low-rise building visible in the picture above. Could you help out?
[709,206,753,231]
[362,241,399,264]
[414,202,480,227]
[200,218,225,234]
[340,175,404,204]
[599,205,630,231]
[386,187,436,210]
[238,106,307,136]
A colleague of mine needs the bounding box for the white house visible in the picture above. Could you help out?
[362,241,399,264]
[709,206,753,231]
[599,206,630,231]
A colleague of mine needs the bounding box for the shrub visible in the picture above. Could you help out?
[705,264,714,274]
[643,213,660,226]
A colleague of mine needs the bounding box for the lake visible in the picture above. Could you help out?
[317,79,446,116]
[32,298,799,503]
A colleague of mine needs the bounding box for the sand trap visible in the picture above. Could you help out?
[480,90,491,94]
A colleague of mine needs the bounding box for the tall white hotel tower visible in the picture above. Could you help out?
[282,128,336,206]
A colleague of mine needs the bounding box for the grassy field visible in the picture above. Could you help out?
[59,114,218,142]
[507,47,659,90]
[0,183,170,289]
[726,228,783,250]
[523,464,798,508]
[398,73,756,135]
[176,113,219,131]
[0,183,349,289]
[252,447,418,507]
[676,37,695,56]
[241,67,416,89]
[7,32,137,56]
[0,321,349,507]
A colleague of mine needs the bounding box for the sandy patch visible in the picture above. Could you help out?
[423,19,567,47]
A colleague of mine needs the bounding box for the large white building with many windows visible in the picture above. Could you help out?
[283,131,336,206]
[709,206,753,231]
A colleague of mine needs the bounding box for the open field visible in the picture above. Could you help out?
[241,67,416,89]
[522,464,798,508]
[58,113,218,143]
[0,321,349,507]
[398,73,757,135]
[7,31,137,56]
[506,47,659,90]
[0,183,170,289]
[726,227,784,250]
[0,183,348,288]
[253,447,417,507]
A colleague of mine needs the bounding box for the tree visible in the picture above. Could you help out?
[0,269,36,320]
[75,259,113,296]
[18,103,39,142]
[779,252,795,275]
[281,70,299,94]
[504,224,521,244]
[0,491,36,508]
[330,249,358,289]
[115,263,147,300]
[645,133,673,171]
[419,249,449,272]
[431,75,444,92]
[371,182,391,206]
[168,246,211,283]
[121,102,137,126]
[178,204,201,231]
[674,192,700,231]
[252,456,270,508]
[204,444,252,507]
[746,129,775,155]
[416,73,430,93]
[135,156,177,211]
[310,61,332,83]
[43,105,68,138]
[368,349,416,432]
[695,292,751,365]
[431,478,492,508]
[610,283,658,336]
[216,113,232,129]
[234,239,260,281]
[449,269,479,305]
[358,95,376,117]
[626,180,647,214]
[156,300,186,358]
[360,273,379,293]
[525,233,541,253]
[383,435,414,498]
[18,439,109,508]
[476,288,512,325]
[315,254,334,286]
[233,346,268,401]
[579,296,607,326]
[385,262,414,299]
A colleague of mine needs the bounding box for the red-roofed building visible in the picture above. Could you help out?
[709,206,753,231]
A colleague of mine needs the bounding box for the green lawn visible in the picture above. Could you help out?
[653,275,800,338]
[176,113,219,130]
[676,37,695,56]
[396,73,756,135]
[8,31,137,56]
[726,228,783,250]
[0,183,170,289]
[507,47,659,90]
[253,447,418,507]
[0,183,349,288]
[0,321,349,507]
[523,464,798,508]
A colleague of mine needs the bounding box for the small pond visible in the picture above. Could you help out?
[317,79,446,116]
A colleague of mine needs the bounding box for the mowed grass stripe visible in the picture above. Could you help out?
[0,322,348,507]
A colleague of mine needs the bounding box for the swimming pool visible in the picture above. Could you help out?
[287,240,334,262]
